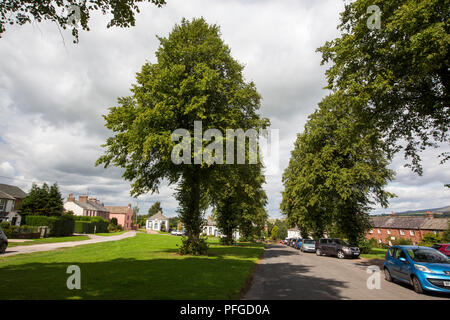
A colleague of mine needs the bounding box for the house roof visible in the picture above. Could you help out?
[370,216,449,230]
[105,206,131,215]
[0,190,15,200]
[147,211,168,221]
[421,218,449,230]
[0,184,27,199]
[288,226,300,231]
[72,200,109,212]
[205,218,216,226]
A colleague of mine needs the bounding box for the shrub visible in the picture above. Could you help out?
[393,238,413,246]
[74,218,108,234]
[24,215,74,236]
[419,233,444,247]
[178,236,209,255]
[358,239,373,254]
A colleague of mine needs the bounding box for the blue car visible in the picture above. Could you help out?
[384,245,450,294]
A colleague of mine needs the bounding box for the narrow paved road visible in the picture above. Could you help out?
[244,244,449,300]
[2,231,137,257]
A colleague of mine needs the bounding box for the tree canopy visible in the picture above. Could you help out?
[0,0,166,42]
[317,0,449,175]
[96,18,268,254]
[20,182,64,216]
[281,92,395,243]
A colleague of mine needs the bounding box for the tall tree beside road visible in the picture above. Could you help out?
[20,182,64,216]
[281,92,395,244]
[96,18,267,254]
[317,0,450,175]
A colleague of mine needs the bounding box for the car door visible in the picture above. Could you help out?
[396,248,413,282]
[388,248,404,279]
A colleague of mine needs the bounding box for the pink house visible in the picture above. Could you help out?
[105,204,134,230]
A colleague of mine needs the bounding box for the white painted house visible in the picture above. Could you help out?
[202,218,240,239]
[146,211,169,232]
[0,184,27,226]
[64,194,109,220]
[287,226,301,239]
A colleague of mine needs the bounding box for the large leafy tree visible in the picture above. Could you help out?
[317,0,450,174]
[96,18,266,254]
[20,182,64,216]
[0,0,166,42]
[210,162,268,244]
[281,92,395,243]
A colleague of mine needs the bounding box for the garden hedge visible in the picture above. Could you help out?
[23,215,75,236]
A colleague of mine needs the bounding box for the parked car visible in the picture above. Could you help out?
[290,238,299,248]
[315,238,360,259]
[283,238,290,245]
[0,226,8,254]
[431,243,450,257]
[383,245,450,294]
[170,230,186,236]
[300,239,316,253]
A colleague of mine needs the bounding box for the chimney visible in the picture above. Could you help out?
[67,194,75,202]
[79,195,88,203]
[390,211,396,216]
[426,211,433,218]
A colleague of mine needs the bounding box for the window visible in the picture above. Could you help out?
[400,230,405,235]
[378,239,382,244]
[394,248,406,260]
[0,199,5,211]
[369,229,373,234]
[410,230,414,236]
[387,230,391,235]
[377,229,381,234]
[388,240,392,246]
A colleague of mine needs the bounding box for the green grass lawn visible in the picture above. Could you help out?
[360,247,387,260]
[7,236,91,248]
[0,233,264,300]
[94,231,126,236]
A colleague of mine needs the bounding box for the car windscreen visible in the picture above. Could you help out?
[303,240,315,244]
[406,249,449,263]
[334,239,349,246]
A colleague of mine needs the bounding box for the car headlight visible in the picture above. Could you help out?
[414,264,434,273]
[342,246,350,251]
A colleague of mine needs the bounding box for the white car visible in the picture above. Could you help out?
[170,230,186,236]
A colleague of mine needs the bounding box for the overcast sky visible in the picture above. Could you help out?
[0,0,448,218]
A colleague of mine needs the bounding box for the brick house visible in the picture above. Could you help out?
[366,212,449,245]
[64,194,109,220]
[105,204,135,230]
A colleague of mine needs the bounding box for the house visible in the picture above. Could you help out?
[366,211,449,245]
[64,194,109,220]
[0,184,27,226]
[146,211,169,232]
[202,217,240,239]
[287,226,301,239]
[105,204,134,230]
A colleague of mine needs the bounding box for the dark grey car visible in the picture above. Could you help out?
[0,226,8,254]
[315,238,360,259]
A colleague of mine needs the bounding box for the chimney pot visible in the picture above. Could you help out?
[79,195,88,203]
[390,211,396,216]
[426,211,433,218]
[67,194,75,202]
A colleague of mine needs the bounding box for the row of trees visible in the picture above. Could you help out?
[96,18,268,254]
[282,0,449,244]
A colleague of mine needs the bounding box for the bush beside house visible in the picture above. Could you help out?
[23,215,75,237]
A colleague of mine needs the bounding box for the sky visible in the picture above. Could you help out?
[0,0,448,218]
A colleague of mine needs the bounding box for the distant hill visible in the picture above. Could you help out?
[376,205,450,217]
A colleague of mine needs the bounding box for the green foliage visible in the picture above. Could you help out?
[393,238,413,246]
[358,239,373,254]
[317,0,450,174]
[1,224,40,239]
[20,183,64,217]
[419,233,445,247]
[108,223,123,233]
[24,215,74,236]
[96,18,267,255]
[177,235,209,256]
[110,217,118,226]
[0,0,166,43]
[281,92,395,244]
[74,218,108,234]
[270,225,279,240]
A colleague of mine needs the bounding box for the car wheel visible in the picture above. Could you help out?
[412,276,423,294]
[337,250,345,259]
[316,248,322,256]
[384,268,392,282]
[0,243,6,254]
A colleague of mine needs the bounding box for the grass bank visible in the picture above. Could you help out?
[0,233,264,300]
